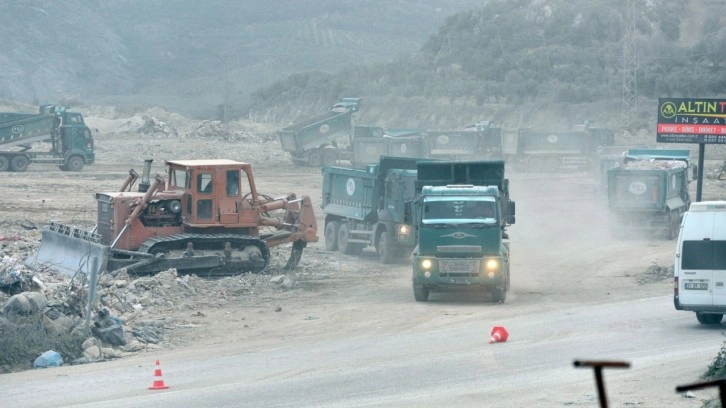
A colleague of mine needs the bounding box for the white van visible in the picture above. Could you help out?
[674,201,726,324]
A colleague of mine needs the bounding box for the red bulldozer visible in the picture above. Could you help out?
[26,158,318,277]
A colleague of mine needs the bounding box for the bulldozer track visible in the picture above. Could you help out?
[139,233,271,274]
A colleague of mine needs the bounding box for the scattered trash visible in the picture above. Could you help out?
[33,350,64,368]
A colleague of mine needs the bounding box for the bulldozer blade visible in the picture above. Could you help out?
[283,241,306,272]
[25,222,109,277]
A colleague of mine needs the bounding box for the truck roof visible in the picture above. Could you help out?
[166,159,249,168]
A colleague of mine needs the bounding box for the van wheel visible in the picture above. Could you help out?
[696,312,723,325]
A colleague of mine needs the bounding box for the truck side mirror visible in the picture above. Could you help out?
[404,201,411,224]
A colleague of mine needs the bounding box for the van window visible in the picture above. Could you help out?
[682,240,726,269]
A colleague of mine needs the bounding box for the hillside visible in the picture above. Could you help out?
[0,0,481,118]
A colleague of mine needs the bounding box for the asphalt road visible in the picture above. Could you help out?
[1,295,720,408]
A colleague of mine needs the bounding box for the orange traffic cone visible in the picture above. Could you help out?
[489,326,509,344]
[148,359,170,390]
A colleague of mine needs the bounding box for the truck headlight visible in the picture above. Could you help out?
[399,225,410,235]
[421,259,433,270]
[485,258,500,271]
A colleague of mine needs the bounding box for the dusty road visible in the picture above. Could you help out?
[1,122,725,406]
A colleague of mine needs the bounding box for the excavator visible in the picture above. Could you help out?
[25,158,318,277]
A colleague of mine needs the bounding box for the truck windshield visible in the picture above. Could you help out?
[422,197,497,225]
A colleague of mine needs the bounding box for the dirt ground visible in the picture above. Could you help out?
[2,107,726,405]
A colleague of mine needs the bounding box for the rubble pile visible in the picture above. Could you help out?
[0,226,303,372]
[621,159,688,170]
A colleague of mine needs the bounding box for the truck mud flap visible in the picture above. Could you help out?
[25,222,109,277]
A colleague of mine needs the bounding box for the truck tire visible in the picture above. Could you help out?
[337,223,354,254]
[696,312,723,325]
[378,231,394,264]
[10,155,29,172]
[338,223,364,255]
[322,150,338,166]
[0,156,9,172]
[527,158,544,172]
[325,221,340,251]
[65,156,84,171]
[544,158,559,172]
[413,283,429,302]
[491,272,510,303]
[668,212,680,240]
[307,150,322,167]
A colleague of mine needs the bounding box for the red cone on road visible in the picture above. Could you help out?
[148,359,170,390]
[489,326,509,344]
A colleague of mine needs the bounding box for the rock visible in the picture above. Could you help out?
[83,345,101,361]
[270,275,285,284]
[82,337,101,350]
[101,347,121,359]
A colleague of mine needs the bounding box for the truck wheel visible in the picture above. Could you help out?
[696,312,723,325]
[325,221,340,251]
[307,150,322,167]
[337,223,355,255]
[66,156,84,171]
[378,232,394,264]
[322,150,338,166]
[10,155,29,172]
[544,158,559,172]
[413,283,429,302]
[668,212,680,240]
[0,156,9,172]
[527,158,544,172]
[491,286,507,303]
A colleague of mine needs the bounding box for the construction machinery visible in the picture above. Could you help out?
[409,160,515,302]
[25,159,318,277]
[321,156,421,264]
[0,105,95,171]
[277,97,362,166]
[607,149,691,239]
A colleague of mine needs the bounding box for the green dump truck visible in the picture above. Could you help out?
[351,127,427,168]
[0,105,95,171]
[502,124,614,172]
[277,98,361,167]
[607,149,691,239]
[410,160,516,302]
[321,156,420,263]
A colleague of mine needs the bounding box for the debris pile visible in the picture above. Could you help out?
[0,232,304,373]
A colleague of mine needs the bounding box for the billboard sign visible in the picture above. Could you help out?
[657,98,726,144]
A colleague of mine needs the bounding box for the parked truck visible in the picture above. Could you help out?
[409,160,515,302]
[502,124,614,172]
[277,98,361,167]
[607,149,691,239]
[321,156,420,263]
[351,122,503,168]
[351,127,427,168]
[0,105,95,172]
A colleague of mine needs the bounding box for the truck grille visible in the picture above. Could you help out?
[437,245,482,253]
[439,258,480,277]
